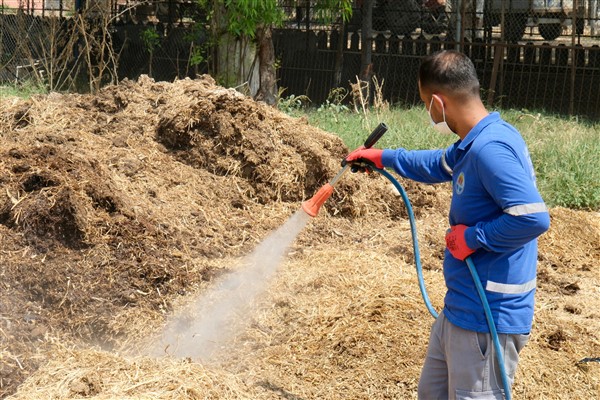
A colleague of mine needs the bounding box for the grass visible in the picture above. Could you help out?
[302,104,457,151]
[0,81,47,99]
[286,104,600,211]
[505,110,600,210]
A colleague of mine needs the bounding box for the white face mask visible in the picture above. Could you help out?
[429,97,455,135]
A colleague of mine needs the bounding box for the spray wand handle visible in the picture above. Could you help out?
[363,122,388,149]
[333,123,388,185]
[339,122,388,171]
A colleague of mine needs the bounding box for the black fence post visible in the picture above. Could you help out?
[350,31,359,51]
[556,44,569,66]
[402,36,413,56]
[524,42,535,65]
[375,33,386,54]
[590,45,600,68]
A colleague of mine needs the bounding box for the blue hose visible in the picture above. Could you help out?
[375,168,512,400]
[377,169,439,319]
[465,257,512,400]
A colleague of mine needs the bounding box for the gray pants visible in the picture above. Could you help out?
[418,311,529,400]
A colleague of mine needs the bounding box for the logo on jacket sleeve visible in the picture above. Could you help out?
[455,171,465,194]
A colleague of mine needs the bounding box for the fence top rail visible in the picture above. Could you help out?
[274,28,600,52]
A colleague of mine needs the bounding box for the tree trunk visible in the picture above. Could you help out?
[360,0,374,103]
[333,23,346,87]
[212,2,255,90]
[254,25,277,106]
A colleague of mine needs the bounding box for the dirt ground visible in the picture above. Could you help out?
[0,76,598,399]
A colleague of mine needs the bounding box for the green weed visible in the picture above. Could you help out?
[0,81,48,99]
[278,94,311,114]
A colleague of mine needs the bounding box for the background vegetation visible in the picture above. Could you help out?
[0,81,48,99]
[279,94,600,211]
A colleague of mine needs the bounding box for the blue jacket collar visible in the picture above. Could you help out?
[457,112,500,150]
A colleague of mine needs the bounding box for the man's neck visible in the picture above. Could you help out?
[454,103,489,140]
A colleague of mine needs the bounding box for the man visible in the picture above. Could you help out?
[345,50,550,399]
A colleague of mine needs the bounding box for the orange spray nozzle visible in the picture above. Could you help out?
[301,183,334,218]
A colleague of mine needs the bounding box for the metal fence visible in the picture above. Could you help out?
[275,1,600,119]
[281,1,600,41]
[1,1,599,119]
[0,0,206,89]
[274,28,600,119]
[0,6,207,91]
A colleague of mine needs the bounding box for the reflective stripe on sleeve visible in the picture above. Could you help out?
[486,278,537,294]
[441,151,453,176]
[503,202,547,216]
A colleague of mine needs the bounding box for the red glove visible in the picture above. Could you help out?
[445,225,475,261]
[345,147,384,171]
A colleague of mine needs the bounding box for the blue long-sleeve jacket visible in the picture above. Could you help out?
[381,112,550,334]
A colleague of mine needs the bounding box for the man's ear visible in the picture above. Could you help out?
[430,93,445,110]
[432,93,445,105]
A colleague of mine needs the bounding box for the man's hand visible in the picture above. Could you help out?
[345,147,384,172]
[445,225,475,261]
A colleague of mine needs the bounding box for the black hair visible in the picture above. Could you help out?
[418,50,480,97]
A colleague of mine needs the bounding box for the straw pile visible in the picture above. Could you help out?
[0,76,598,399]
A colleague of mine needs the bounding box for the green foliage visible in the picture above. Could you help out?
[314,0,354,23]
[141,28,161,54]
[213,0,353,38]
[317,99,350,114]
[183,5,214,70]
[0,81,48,99]
[314,88,350,121]
[189,48,205,66]
[300,104,600,211]
[185,24,208,66]
[224,0,284,38]
[277,93,311,113]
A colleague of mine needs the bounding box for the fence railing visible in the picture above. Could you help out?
[274,28,600,120]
